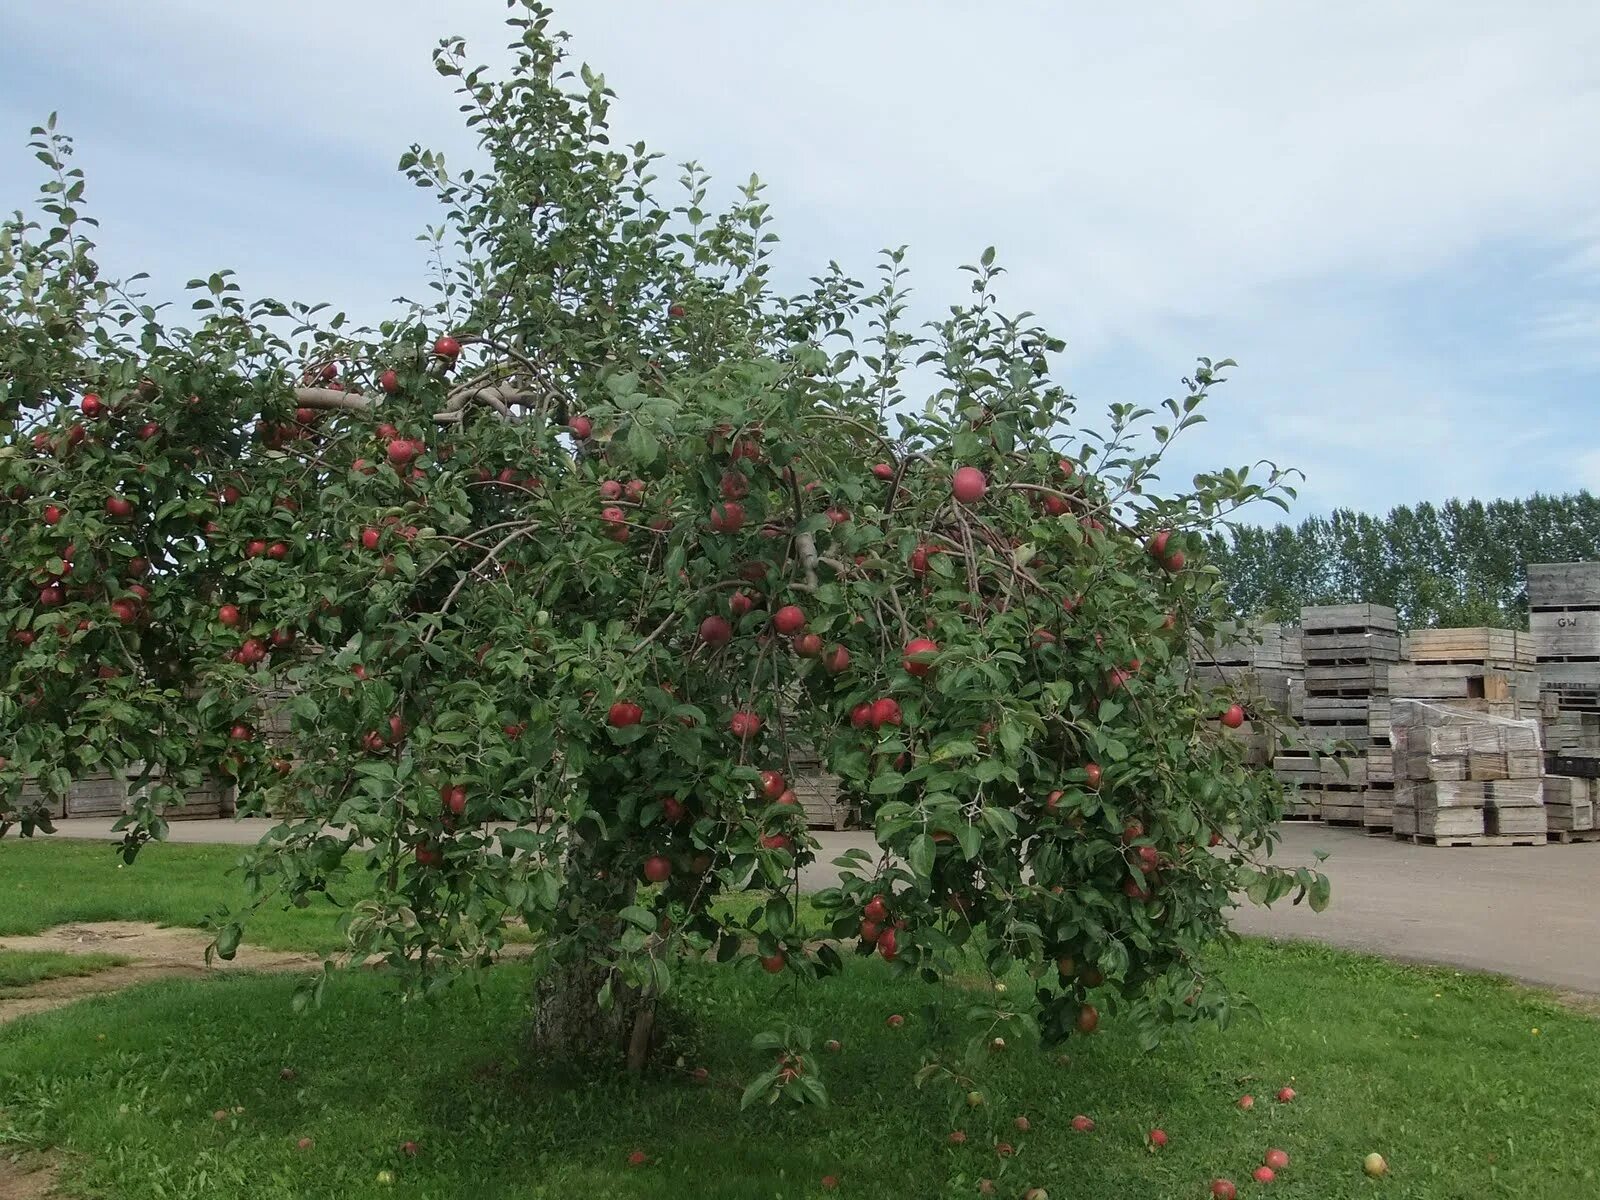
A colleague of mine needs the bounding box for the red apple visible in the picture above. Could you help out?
[217,604,242,627]
[863,895,888,923]
[1075,1005,1099,1034]
[643,855,671,883]
[719,470,749,500]
[947,1130,967,1146]
[902,637,938,677]
[772,604,806,635]
[433,334,461,359]
[699,615,733,646]
[1275,1087,1295,1104]
[951,465,987,504]
[729,591,755,618]
[1070,1114,1094,1132]
[1237,1094,1254,1110]
[1163,550,1186,572]
[994,1142,1014,1158]
[661,796,687,823]
[608,701,643,727]
[105,494,134,518]
[566,414,592,439]
[386,438,418,467]
[1084,762,1102,789]
[822,645,850,674]
[1147,529,1171,557]
[668,303,686,318]
[1149,1128,1168,1148]
[1013,1116,1031,1133]
[729,710,762,739]
[870,697,902,728]
[709,502,745,533]
[872,462,895,480]
[442,784,467,815]
[267,541,289,561]
[875,927,897,961]
[886,1014,905,1029]
[109,598,138,624]
[360,528,381,551]
[820,1175,839,1192]
[759,952,785,974]
[759,770,787,800]
[849,702,873,729]
[1211,1181,1236,1200]
[1221,703,1245,728]
[1265,1148,1289,1169]
[793,632,823,657]
[379,369,400,394]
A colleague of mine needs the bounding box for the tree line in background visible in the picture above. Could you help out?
[1207,491,1600,630]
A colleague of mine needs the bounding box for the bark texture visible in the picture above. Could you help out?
[529,957,657,1072]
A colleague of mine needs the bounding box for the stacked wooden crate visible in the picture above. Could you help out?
[788,749,851,830]
[1191,621,1297,769]
[61,767,233,820]
[1392,628,1539,716]
[1540,708,1600,842]
[1529,562,1600,717]
[1296,604,1398,827]
[1392,699,1547,845]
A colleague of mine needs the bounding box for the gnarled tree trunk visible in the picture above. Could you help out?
[529,956,657,1073]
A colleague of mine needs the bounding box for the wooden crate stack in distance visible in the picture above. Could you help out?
[1391,699,1547,846]
[1393,628,1539,717]
[1528,562,1600,717]
[1191,621,1296,770]
[1539,709,1600,842]
[1297,604,1398,827]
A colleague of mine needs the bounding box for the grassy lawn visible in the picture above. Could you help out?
[0,838,1596,1197]
[0,950,128,992]
[0,837,373,955]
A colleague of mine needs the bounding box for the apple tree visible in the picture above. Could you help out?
[0,2,1322,1084]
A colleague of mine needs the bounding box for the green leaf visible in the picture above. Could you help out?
[619,905,657,932]
[907,833,935,882]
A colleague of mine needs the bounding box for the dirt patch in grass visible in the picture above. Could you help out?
[0,1150,60,1199]
[0,922,320,1025]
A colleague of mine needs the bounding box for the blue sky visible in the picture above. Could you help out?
[4,1,1599,519]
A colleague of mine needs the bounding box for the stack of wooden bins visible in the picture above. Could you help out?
[788,750,851,830]
[60,766,233,821]
[1542,708,1600,842]
[1296,604,1399,827]
[1392,699,1547,845]
[1529,562,1600,718]
[1191,621,1296,770]
[1392,628,1539,716]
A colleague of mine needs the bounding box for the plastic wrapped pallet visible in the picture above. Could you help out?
[1391,699,1546,846]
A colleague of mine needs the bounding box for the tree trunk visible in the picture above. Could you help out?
[529,957,657,1072]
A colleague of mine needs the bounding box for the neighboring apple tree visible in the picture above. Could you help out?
[0,3,1322,1086]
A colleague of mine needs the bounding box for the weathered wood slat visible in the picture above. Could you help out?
[1401,627,1535,665]
[1527,562,1600,609]
[1305,663,1390,694]
[1301,631,1401,662]
[1300,603,1399,633]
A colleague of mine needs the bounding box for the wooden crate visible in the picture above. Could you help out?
[1388,664,1536,702]
[1544,711,1600,754]
[1301,631,1401,663]
[1272,754,1321,785]
[1363,782,1395,830]
[1542,776,1595,831]
[1319,783,1367,824]
[1527,562,1600,609]
[1368,748,1394,783]
[1530,610,1600,659]
[65,771,130,818]
[1305,663,1391,695]
[1485,802,1548,838]
[1401,627,1535,666]
[788,759,851,830]
[1300,603,1399,634]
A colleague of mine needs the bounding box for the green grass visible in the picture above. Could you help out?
[0,950,128,992]
[0,837,372,955]
[2,839,1598,1198]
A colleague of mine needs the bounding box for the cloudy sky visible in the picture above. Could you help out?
[4,2,1599,519]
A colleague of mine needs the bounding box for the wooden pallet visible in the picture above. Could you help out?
[1300,603,1399,633]
[1395,833,1547,848]
[1547,828,1600,844]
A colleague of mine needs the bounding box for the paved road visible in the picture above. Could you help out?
[39,817,1600,994]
